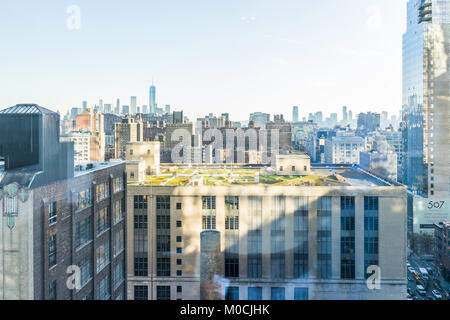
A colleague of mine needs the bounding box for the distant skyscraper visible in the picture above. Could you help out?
[342,106,348,123]
[104,104,112,113]
[149,83,156,113]
[292,106,299,122]
[131,96,137,115]
[165,105,171,114]
[122,105,130,115]
[173,111,184,124]
[116,99,120,114]
[402,0,450,197]
[357,112,380,132]
[349,110,353,121]
[82,100,87,112]
[99,99,103,113]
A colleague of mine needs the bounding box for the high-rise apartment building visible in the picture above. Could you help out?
[114,116,143,159]
[402,0,450,197]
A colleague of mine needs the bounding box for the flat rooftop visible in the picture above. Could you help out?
[74,160,125,177]
[131,164,398,187]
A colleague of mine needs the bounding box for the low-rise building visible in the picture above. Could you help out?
[126,153,407,300]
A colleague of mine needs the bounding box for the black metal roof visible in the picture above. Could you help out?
[0,104,56,115]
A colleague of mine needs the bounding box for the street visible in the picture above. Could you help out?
[407,252,450,300]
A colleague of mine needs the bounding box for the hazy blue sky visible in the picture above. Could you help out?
[0,0,407,121]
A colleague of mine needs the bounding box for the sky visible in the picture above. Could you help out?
[0,0,408,121]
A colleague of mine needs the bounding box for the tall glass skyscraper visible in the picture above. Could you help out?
[149,83,156,114]
[130,96,137,115]
[402,0,450,197]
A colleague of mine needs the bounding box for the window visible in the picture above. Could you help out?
[225,196,239,210]
[280,166,284,172]
[294,288,308,300]
[134,195,148,209]
[48,202,57,225]
[113,176,124,193]
[134,215,147,229]
[202,215,216,230]
[364,197,379,279]
[113,260,125,290]
[49,281,57,300]
[96,182,109,202]
[113,198,125,224]
[317,197,332,279]
[79,256,93,289]
[341,197,355,280]
[48,235,57,269]
[156,196,170,210]
[76,188,92,211]
[294,197,308,279]
[97,207,110,235]
[176,247,182,254]
[225,216,239,230]
[271,196,285,279]
[176,221,182,228]
[271,287,285,300]
[176,259,182,266]
[176,236,182,243]
[96,275,111,300]
[96,241,110,273]
[156,235,170,253]
[202,196,216,210]
[225,258,239,278]
[292,166,296,171]
[114,229,125,257]
[134,286,148,300]
[248,287,262,300]
[225,287,239,300]
[177,286,182,293]
[248,197,262,279]
[157,258,171,276]
[157,286,171,300]
[75,216,92,249]
[134,257,148,277]
[176,203,182,210]
[176,270,182,276]
[157,215,170,229]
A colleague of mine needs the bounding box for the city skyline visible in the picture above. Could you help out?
[0,0,407,120]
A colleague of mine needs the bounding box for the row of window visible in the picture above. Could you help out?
[134,285,308,300]
[75,176,124,212]
[48,258,125,300]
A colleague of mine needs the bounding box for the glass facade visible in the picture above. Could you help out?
[403,0,450,197]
